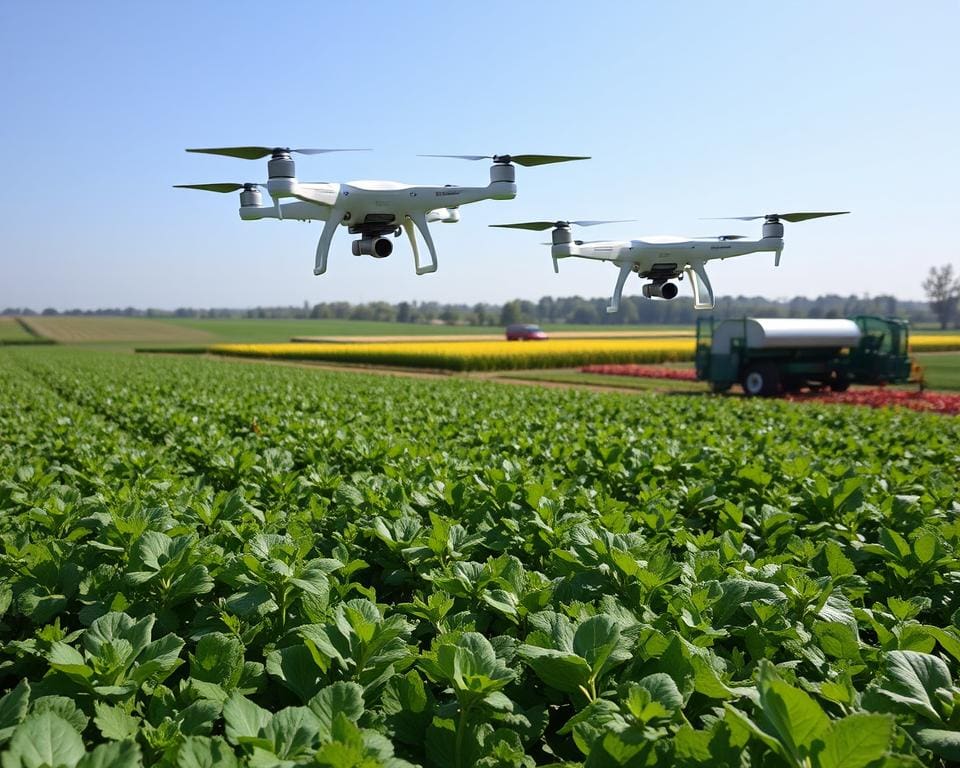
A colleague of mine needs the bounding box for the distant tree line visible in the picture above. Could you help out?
[2,293,943,326]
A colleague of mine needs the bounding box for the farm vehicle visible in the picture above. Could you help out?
[695,315,913,396]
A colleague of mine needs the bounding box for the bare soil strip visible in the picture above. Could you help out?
[21,317,216,343]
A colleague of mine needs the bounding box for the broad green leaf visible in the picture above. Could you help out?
[436,632,514,697]
[1,712,85,768]
[922,625,960,664]
[222,693,271,744]
[129,633,184,684]
[382,671,433,747]
[176,736,239,768]
[179,699,222,736]
[75,740,142,768]
[0,680,30,736]
[517,647,591,693]
[814,713,893,768]
[307,682,365,741]
[572,615,625,678]
[879,528,911,560]
[265,645,324,703]
[46,642,91,681]
[876,650,953,723]
[262,706,321,760]
[636,673,683,713]
[30,697,88,734]
[93,701,139,740]
[84,612,153,659]
[914,728,960,762]
[813,621,862,662]
[757,661,830,765]
[189,633,245,689]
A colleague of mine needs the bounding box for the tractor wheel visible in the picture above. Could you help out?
[710,381,732,394]
[830,372,851,392]
[742,364,781,397]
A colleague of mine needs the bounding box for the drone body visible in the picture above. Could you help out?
[492,212,849,312]
[177,148,587,276]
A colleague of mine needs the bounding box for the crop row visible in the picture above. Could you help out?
[207,334,960,372]
[208,339,698,371]
[1,347,960,767]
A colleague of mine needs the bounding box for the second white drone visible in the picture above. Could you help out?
[177,147,587,276]
[492,212,849,312]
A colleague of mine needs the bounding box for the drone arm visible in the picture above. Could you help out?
[407,211,438,275]
[606,262,634,314]
[314,208,346,275]
[684,261,715,310]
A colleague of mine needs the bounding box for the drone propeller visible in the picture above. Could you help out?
[419,154,589,167]
[492,219,631,273]
[692,234,748,241]
[173,183,264,193]
[704,211,849,223]
[186,147,371,160]
[490,219,634,231]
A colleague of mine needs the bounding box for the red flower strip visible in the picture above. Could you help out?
[581,364,699,381]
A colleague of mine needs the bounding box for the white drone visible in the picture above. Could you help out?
[176,147,587,276]
[491,211,849,312]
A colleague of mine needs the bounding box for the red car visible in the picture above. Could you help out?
[505,323,548,341]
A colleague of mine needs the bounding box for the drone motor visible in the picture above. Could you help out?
[762,218,785,239]
[239,184,263,208]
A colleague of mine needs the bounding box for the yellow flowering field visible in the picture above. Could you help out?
[909,334,960,351]
[209,338,697,371]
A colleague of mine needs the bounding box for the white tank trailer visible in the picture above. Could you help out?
[695,315,912,396]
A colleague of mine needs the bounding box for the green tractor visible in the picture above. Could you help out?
[695,315,912,396]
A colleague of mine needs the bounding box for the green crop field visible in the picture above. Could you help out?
[160,319,695,344]
[915,352,960,391]
[165,318,500,343]
[1,345,959,767]
[0,317,50,345]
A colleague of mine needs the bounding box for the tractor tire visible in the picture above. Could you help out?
[742,364,781,397]
[830,372,851,393]
[710,380,733,394]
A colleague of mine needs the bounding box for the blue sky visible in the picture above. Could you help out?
[1,1,957,310]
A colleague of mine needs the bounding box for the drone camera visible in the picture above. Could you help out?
[352,237,394,258]
[642,281,679,300]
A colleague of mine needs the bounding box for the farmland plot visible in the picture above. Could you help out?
[1,347,960,767]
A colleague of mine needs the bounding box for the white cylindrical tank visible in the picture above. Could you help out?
[712,318,861,355]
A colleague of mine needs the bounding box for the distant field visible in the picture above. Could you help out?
[5,316,698,347]
[164,318,500,343]
[167,318,693,343]
[915,352,960,390]
[20,316,216,344]
[0,317,37,342]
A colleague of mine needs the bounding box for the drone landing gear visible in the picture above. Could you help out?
[684,261,715,310]
[404,212,438,275]
[314,209,347,275]
[606,262,634,314]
